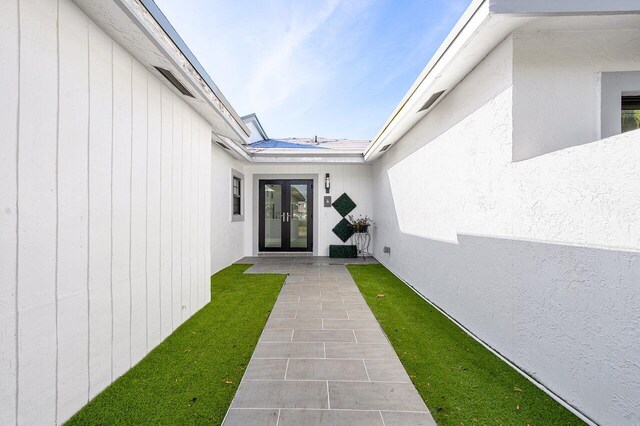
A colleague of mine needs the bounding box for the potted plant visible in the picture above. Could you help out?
[348,215,372,233]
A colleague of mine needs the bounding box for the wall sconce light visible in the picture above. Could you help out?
[325,173,330,194]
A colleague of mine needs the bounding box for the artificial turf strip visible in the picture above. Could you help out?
[346,264,584,426]
[66,264,285,425]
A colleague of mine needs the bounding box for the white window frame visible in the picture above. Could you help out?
[231,169,244,222]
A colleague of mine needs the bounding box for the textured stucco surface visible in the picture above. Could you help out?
[373,34,640,425]
[512,28,640,160]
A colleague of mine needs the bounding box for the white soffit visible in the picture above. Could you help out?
[73,0,249,144]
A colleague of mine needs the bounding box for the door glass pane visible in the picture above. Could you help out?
[290,184,308,248]
[264,184,282,248]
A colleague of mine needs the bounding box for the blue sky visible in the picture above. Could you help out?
[154,0,469,140]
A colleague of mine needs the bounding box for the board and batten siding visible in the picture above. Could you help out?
[0,0,212,423]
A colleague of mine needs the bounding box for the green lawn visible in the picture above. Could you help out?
[67,264,285,425]
[346,264,583,426]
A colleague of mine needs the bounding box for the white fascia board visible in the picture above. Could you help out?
[489,0,640,15]
[213,134,253,162]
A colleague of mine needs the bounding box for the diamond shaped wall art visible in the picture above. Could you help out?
[332,217,355,243]
[332,193,356,218]
[331,193,357,242]
[330,192,358,256]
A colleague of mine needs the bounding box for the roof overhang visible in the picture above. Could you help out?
[364,0,640,162]
[212,133,366,163]
[74,0,250,144]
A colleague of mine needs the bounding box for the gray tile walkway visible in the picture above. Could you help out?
[223,257,436,426]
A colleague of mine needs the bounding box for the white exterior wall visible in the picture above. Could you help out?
[244,164,373,256]
[210,145,247,273]
[512,28,640,161]
[0,0,212,423]
[372,34,640,426]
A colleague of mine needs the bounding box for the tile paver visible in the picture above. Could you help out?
[328,382,428,411]
[244,359,288,380]
[278,409,384,425]
[223,256,436,425]
[232,380,329,409]
[224,409,279,426]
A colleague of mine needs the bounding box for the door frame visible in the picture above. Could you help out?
[258,178,314,252]
[252,173,319,256]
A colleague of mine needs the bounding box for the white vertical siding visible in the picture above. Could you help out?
[111,42,132,380]
[16,0,58,423]
[190,119,198,314]
[181,109,191,320]
[204,134,212,304]
[57,1,90,421]
[159,85,173,338]
[146,76,162,350]
[87,20,113,400]
[0,0,19,423]
[0,0,213,422]
[196,123,204,308]
[130,60,147,366]
[171,99,183,331]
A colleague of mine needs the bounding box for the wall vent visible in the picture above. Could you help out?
[215,141,230,151]
[380,144,392,152]
[154,66,194,98]
[419,90,445,112]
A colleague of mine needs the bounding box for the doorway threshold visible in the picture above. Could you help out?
[257,252,314,257]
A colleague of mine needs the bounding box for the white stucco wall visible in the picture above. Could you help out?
[512,27,640,160]
[0,0,212,423]
[210,144,247,273]
[243,164,373,256]
[373,34,640,426]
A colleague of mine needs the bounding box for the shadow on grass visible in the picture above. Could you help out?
[66,264,285,425]
[346,264,584,426]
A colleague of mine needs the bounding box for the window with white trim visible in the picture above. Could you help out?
[231,170,244,222]
[233,176,241,216]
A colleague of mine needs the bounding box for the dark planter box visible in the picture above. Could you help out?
[350,224,369,233]
[330,245,357,258]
